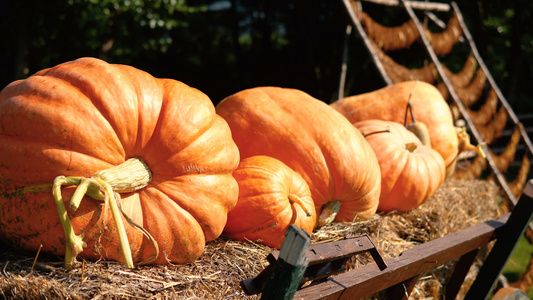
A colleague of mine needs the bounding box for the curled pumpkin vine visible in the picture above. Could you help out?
[52,158,159,269]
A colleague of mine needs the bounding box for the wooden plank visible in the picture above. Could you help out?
[445,249,479,299]
[242,234,386,295]
[293,213,509,300]
[465,179,533,299]
[268,234,386,270]
[386,275,420,299]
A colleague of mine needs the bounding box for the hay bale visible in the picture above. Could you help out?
[0,179,505,299]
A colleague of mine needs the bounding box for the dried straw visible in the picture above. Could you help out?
[0,179,505,299]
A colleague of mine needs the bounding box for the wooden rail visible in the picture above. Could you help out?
[255,179,533,299]
[293,214,508,299]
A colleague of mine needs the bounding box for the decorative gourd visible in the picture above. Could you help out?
[330,81,458,176]
[224,156,316,249]
[0,57,240,268]
[216,86,381,227]
[355,120,446,212]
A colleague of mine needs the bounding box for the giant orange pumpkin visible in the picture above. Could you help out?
[354,120,446,212]
[216,87,381,226]
[331,81,458,176]
[224,156,316,249]
[0,57,240,268]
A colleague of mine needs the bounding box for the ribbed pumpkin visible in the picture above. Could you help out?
[224,156,316,249]
[0,57,240,268]
[331,81,458,176]
[216,86,381,227]
[355,120,446,212]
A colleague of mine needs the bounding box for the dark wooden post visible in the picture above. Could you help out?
[261,225,311,300]
[465,179,533,299]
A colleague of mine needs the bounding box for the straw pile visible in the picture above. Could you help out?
[0,178,506,299]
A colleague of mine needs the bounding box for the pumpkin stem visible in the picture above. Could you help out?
[113,190,160,265]
[405,142,418,152]
[53,158,152,269]
[287,194,313,217]
[53,176,87,269]
[361,126,390,138]
[456,126,486,158]
[317,201,342,227]
[98,178,134,268]
[402,81,431,146]
[403,80,420,127]
[407,121,431,146]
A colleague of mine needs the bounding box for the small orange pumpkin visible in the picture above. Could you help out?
[355,120,446,212]
[331,81,458,176]
[224,156,316,249]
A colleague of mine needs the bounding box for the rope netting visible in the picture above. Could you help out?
[351,1,530,197]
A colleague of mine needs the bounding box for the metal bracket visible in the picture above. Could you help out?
[240,234,387,295]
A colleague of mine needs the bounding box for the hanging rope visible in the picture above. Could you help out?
[424,13,463,56]
[437,67,487,106]
[476,105,508,144]
[443,52,477,88]
[372,40,438,83]
[464,88,498,126]
[357,10,419,51]
[358,8,462,56]
[489,125,521,173]
[508,154,530,198]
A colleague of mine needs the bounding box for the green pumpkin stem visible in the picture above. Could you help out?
[403,80,431,146]
[407,122,431,146]
[403,80,420,127]
[52,176,87,269]
[317,201,342,227]
[98,177,134,268]
[52,158,152,269]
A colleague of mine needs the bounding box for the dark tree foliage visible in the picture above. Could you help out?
[0,0,531,109]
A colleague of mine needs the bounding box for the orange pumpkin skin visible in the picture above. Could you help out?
[224,156,316,249]
[0,57,240,264]
[354,120,446,212]
[216,86,381,223]
[330,81,457,175]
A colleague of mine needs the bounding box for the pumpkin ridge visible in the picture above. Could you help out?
[420,148,445,199]
[235,163,290,185]
[149,173,237,241]
[150,120,237,176]
[142,84,223,170]
[225,199,292,237]
[381,144,407,191]
[36,61,136,151]
[0,79,126,164]
[136,187,206,264]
